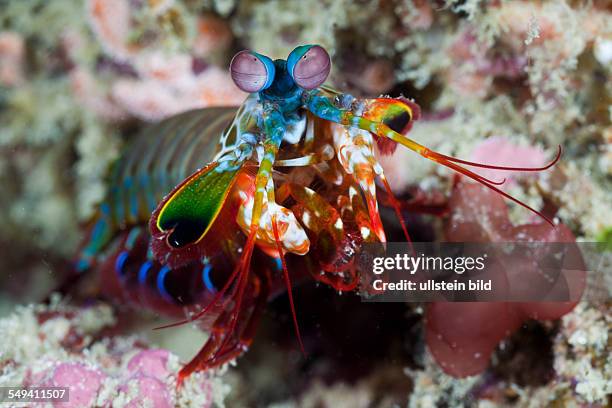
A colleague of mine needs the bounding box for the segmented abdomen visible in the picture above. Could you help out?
[77,107,238,316]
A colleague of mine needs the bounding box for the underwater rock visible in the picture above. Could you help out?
[0,300,230,407]
[554,302,611,404]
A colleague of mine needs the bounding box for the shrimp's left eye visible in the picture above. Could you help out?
[287,45,331,90]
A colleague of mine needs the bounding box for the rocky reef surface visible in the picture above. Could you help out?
[0,0,610,406]
[0,299,229,407]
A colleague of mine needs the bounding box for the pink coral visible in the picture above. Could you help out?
[134,53,194,84]
[127,349,171,380]
[87,0,135,60]
[43,363,105,408]
[120,375,173,408]
[445,29,529,98]
[112,64,246,121]
[468,137,548,189]
[0,31,25,86]
[1,304,225,407]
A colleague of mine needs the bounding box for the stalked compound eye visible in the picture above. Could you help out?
[230,50,275,93]
[287,45,331,90]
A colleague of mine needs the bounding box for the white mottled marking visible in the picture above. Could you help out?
[360,227,371,239]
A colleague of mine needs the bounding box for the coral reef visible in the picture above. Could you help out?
[0,0,610,406]
[0,299,230,407]
[409,300,611,407]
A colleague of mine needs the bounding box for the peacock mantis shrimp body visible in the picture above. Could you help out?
[76,45,561,383]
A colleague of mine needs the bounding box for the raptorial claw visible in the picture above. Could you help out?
[237,196,310,256]
[362,96,421,155]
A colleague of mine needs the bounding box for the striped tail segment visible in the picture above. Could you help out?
[75,108,239,274]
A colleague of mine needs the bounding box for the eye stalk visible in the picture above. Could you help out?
[287,45,331,90]
[230,50,276,93]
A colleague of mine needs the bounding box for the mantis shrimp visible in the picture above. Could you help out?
[76,45,561,383]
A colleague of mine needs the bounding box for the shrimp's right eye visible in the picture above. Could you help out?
[230,50,275,93]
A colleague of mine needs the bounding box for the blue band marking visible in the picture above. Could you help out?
[157,265,172,302]
[129,193,139,220]
[123,176,133,189]
[122,176,138,220]
[202,264,217,293]
[138,261,152,285]
[115,251,129,277]
[111,186,125,221]
[146,246,154,260]
[274,258,282,271]
[100,202,111,216]
[90,219,108,243]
